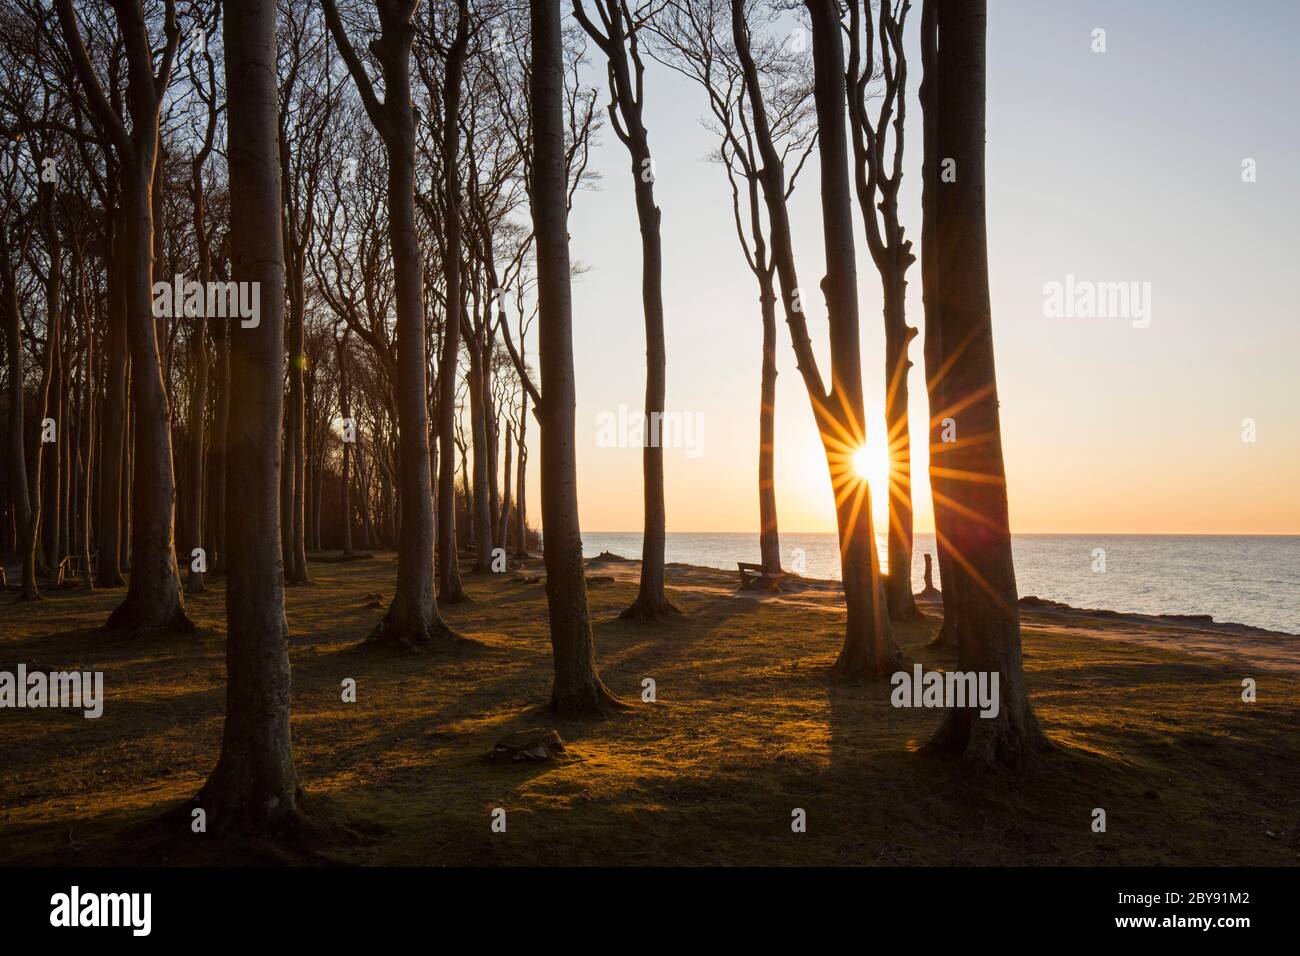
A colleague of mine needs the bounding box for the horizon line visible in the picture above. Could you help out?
[580,529,1300,537]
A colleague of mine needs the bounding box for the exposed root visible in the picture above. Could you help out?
[364,611,472,653]
[830,642,910,681]
[549,679,632,716]
[618,592,683,622]
[918,705,1053,769]
[439,583,471,605]
[104,596,197,635]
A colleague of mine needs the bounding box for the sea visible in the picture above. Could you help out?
[581,532,1300,635]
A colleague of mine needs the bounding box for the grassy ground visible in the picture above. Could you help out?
[1,551,1298,866]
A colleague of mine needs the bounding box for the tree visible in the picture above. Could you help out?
[0,156,37,600]
[732,0,902,676]
[334,323,356,557]
[279,0,337,586]
[184,0,222,595]
[529,0,624,712]
[917,0,1048,766]
[196,0,299,829]
[56,0,193,631]
[324,0,457,645]
[424,0,471,602]
[916,0,952,648]
[573,0,678,621]
[649,0,815,577]
[846,0,920,620]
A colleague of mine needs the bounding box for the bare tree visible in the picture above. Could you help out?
[334,323,356,557]
[573,0,678,621]
[324,0,457,645]
[917,0,1047,765]
[422,0,472,601]
[56,0,193,631]
[649,0,815,576]
[184,0,221,594]
[846,0,920,620]
[0,131,38,599]
[732,0,901,676]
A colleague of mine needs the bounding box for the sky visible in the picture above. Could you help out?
[513,0,1300,535]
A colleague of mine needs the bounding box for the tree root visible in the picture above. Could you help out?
[104,596,196,634]
[549,679,632,716]
[618,592,683,622]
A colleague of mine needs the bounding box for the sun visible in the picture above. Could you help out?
[852,446,872,479]
[851,440,891,496]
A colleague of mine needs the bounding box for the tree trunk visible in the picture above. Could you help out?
[619,155,677,621]
[280,404,292,567]
[197,0,300,831]
[434,1,469,604]
[499,427,512,551]
[808,0,901,677]
[514,391,528,558]
[882,273,920,620]
[60,0,197,632]
[355,431,376,550]
[919,0,1048,766]
[467,337,493,571]
[40,192,63,581]
[209,315,230,573]
[186,161,211,594]
[377,125,452,642]
[285,196,309,584]
[532,0,622,713]
[846,0,922,623]
[80,265,95,590]
[757,276,781,574]
[121,392,132,571]
[108,153,192,632]
[1,223,36,599]
[918,0,954,649]
[338,337,354,557]
[97,208,128,586]
[322,0,456,643]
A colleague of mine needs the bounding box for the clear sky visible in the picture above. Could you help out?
[513,0,1300,535]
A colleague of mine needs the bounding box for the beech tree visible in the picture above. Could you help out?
[529,0,623,712]
[323,0,456,645]
[0,130,38,599]
[846,0,920,621]
[733,0,902,676]
[918,0,1047,765]
[423,0,471,602]
[278,0,335,586]
[183,0,221,594]
[197,0,299,829]
[649,0,815,577]
[57,0,193,631]
[573,0,677,621]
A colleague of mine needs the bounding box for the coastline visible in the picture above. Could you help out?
[586,552,1300,675]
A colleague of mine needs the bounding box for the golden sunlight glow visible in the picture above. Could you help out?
[852,441,891,501]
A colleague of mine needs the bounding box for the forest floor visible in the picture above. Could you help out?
[2,551,1299,866]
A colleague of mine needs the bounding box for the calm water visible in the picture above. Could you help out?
[582,532,1300,635]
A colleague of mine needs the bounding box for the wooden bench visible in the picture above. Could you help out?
[737,561,785,592]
